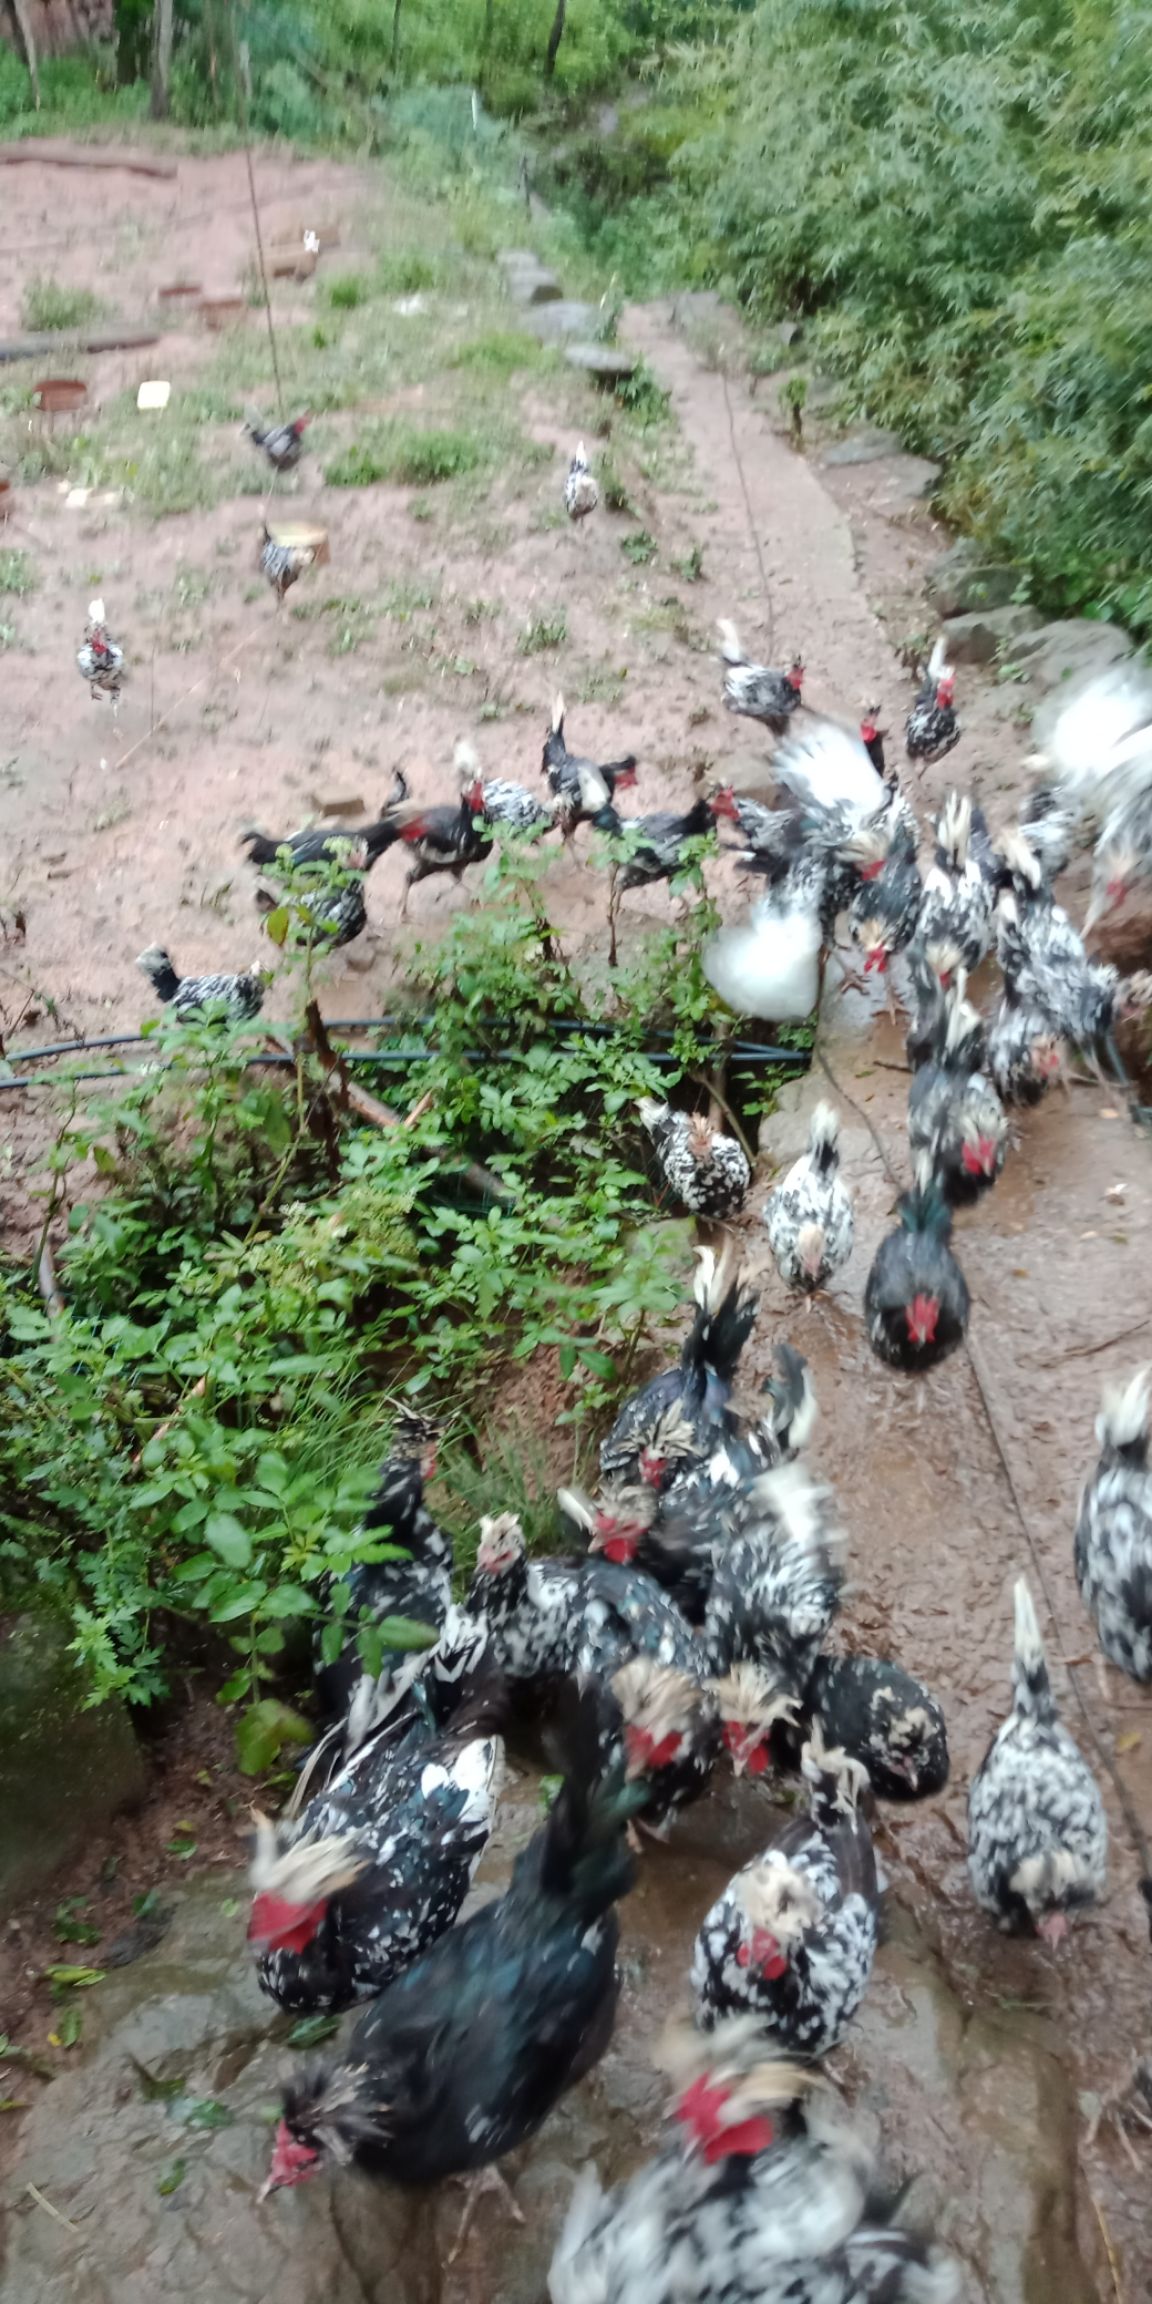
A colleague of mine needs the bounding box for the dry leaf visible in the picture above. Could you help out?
[1116,1730,1142,1755]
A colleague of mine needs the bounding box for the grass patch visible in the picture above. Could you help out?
[519,609,569,655]
[0,549,36,597]
[375,251,445,296]
[449,329,545,377]
[326,273,371,310]
[621,530,657,565]
[21,277,101,333]
[325,421,489,489]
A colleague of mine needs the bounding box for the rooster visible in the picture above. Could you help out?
[542,696,638,835]
[550,2031,961,2304]
[1075,1369,1152,1682]
[248,1670,503,2013]
[470,1509,708,1691]
[315,1410,451,1728]
[76,597,124,700]
[259,523,316,603]
[864,1167,970,1372]
[691,1731,878,2055]
[388,750,494,914]
[796,1652,950,1801]
[913,792,996,974]
[701,1461,845,1686]
[260,1684,639,2208]
[904,638,959,765]
[241,782,407,873]
[244,408,311,472]
[968,1578,1107,1945]
[906,978,1007,1208]
[763,1102,854,1292]
[256,877,367,955]
[717,621,804,733]
[564,440,599,526]
[599,1246,758,1491]
[607,795,724,964]
[637,1097,751,1221]
[136,945,268,1022]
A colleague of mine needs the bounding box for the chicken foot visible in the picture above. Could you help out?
[445,2165,525,2262]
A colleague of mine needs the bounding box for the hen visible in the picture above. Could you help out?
[906,978,1007,1208]
[764,1102,855,1291]
[256,877,367,955]
[847,813,922,983]
[798,1652,950,1801]
[542,696,638,835]
[76,597,125,700]
[241,784,407,873]
[691,1732,878,2056]
[703,883,823,1023]
[702,1460,845,1686]
[710,1661,803,1780]
[611,1657,721,1833]
[550,2031,961,2304]
[717,620,804,734]
[315,1409,452,1728]
[259,523,316,603]
[245,408,310,472]
[599,1245,758,1491]
[913,792,996,976]
[864,1171,970,1372]
[136,945,267,1022]
[904,638,959,765]
[985,975,1064,1107]
[388,752,494,914]
[469,1511,707,1691]
[1075,1369,1152,1682]
[968,1577,1107,1945]
[995,840,1147,1071]
[249,1671,503,2013]
[638,1097,751,1221]
[261,1685,638,2201]
[564,440,599,525]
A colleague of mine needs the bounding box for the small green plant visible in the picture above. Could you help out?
[615,365,672,425]
[671,544,705,582]
[621,530,657,565]
[326,273,371,310]
[519,608,568,654]
[325,422,488,489]
[0,549,36,597]
[21,277,101,332]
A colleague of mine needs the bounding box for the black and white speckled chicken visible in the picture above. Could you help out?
[907,979,1007,1208]
[387,750,494,914]
[241,781,408,873]
[450,737,555,836]
[256,877,367,954]
[468,1510,708,1693]
[702,1460,846,1686]
[550,2034,960,2304]
[542,695,638,834]
[564,440,599,525]
[261,1683,638,2205]
[985,973,1065,1107]
[77,597,125,700]
[244,408,311,472]
[709,1660,803,1780]
[259,522,316,603]
[136,945,268,1021]
[1075,1370,1152,1683]
[599,1246,758,1492]
[994,840,1145,1069]
[611,1658,721,1833]
[847,812,923,982]
[764,1102,855,1292]
[864,1168,970,1373]
[691,1730,879,2055]
[968,1577,1107,1946]
[1027,666,1152,929]
[608,795,725,960]
[905,639,959,765]
[913,792,996,975]
[1019,783,1077,885]
[717,620,804,734]
[638,1096,751,1220]
[315,1411,452,1727]
[797,1652,950,1801]
[248,1667,503,2013]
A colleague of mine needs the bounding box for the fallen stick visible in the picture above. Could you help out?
[0,326,161,365]
[35,1236,63,1318]
[0,140,177,178]
[301,1001,517,1206]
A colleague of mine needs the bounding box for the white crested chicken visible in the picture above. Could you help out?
[452,736,555,836]
[763,1102,854,1292]
[611,1657,722,1834]
[798,1651,950,1802]
[968,1578,1107,1945]
[467,1510,707,1691]
[136,946,268,1021]
[906,978,1007,1208]
[904,638,959,765]
[701,1460,845,1688]
[77,597,125,700]
[995,833,1150,1074]
[637,1097,751,1221]
[717,620,804,733]
[564,441,599,526]
[985,974,1065,1107]
[691,1731,878,2056]
[598,1245,758,1491]
[256,877,367,956]
[542,696,638,834]
[864,1165,971,1372]
[847,813,923,992]
[1075,1369,1152,1683]
[914,791,997,975]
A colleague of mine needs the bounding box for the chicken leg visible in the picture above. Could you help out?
[446,2165,525,2262]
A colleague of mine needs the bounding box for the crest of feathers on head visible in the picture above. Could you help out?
[643,1399,703,1467]
[250,1812,367,1900]
[612,1658,710,1733]
[800,1720,870,1815]
[1096,1366,1150,1453]
[736,1853,827,1941]
[709,1660,800,1733]
[284,2059,389,2158]
[476,1511,524,1567]
[739,1460,845,1567]
[655,2015,831,2121]
[994,827,1044,890]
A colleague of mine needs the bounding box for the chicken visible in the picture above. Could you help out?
[847,813,923,981]
[315,1409,452,1727]
[612,1658,721,1832]
[135,945,268,1021]
[985,976,1065,1106]
[702,1460,845,1686]
[691,1731,878,2055]
[904,638,959,764]
[564,440,599,525]
[468,1510,708,1692]
[798,1652,950,1801]
[708,1661,802,1779]
[995,844,1143,1070]
[550,2031,961,2304]
[913,792,996,974]
[717,620,804,733]
[248,1670,503,2013]
[1027,663,1152,825]
[261,1684,638,2201]
[1019,782,1077,884]
[968,1577,1107,1945]
[256,877,367,954]
[860,707,886,774]
[637,1097,751,1221]
[703,882,823,1023]
[864,1169,970,1372]
[764,1102,855,1291]
[259,523,316,603]
[542,695,638,834]
[1075,1369,1152,1682]
[244,408,311,472]
[76,597,124,700]
[607,794,725,962]
[240,784,407,873]
[906,979,1007,1208]
[388,750,494,914]
[599,1245,758,1491]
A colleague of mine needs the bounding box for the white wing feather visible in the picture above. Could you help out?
[1034,669,1152,815]
[772,719,884,822]
[704,895,821,1021]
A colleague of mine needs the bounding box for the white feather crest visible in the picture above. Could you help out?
[1097,1366,1150,1451]
[249,1813,366,1899]
[773,717,884,820]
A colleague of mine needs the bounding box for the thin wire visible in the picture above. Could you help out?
[720,366,775,658]
[229,4,286,422]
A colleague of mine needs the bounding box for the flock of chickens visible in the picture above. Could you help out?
[71,423,1152,2293]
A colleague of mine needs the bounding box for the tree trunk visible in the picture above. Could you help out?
[544,0,567,78]
[150,0,174,117]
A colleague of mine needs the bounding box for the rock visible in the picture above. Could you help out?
[0,1615,147,1910]
[504,267,563,309]
[671,291,728,331]
[496,250,540,273]
[927,541,1022,619]
[523,300,601,343]
[777,319,803,349]
[563,343,637,384]
[1008,617,1136,693]
[822,428,904,466]
[941,604,1043,665]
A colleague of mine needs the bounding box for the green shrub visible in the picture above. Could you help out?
[326,421,489,487]
[21,278,101,333]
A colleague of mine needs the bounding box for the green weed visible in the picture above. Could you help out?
[325,422,488,489]
[519,608,568,654]
[0,550,36,597]
[21,277,101,333]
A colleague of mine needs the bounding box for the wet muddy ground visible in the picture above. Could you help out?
[1,146,1150,2303]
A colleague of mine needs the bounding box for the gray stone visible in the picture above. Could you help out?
[0,1614,146,1910]
[496,250,540,272]
[822,428,904,467]
[927,541,1022,619]
[777,320,803,349]
[505,268,563,309]
[1008,616,1136,693]
[523,300,601,344]
[563,342,637,383]
[941,603,1043,665]
[671,291,727,331]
